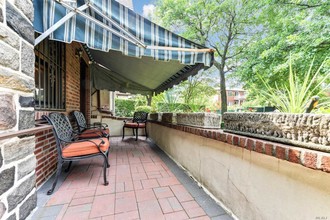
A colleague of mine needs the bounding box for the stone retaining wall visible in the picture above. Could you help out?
[0,1,36,219]
[224,112,330,152]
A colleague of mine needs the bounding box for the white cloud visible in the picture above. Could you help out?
[142,4,156,19]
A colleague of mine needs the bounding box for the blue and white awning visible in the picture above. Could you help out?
[34,0,214,94]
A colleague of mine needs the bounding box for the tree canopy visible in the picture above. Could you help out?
[235,0,330,98]
[155,0,260,113]
[153,0,330,113]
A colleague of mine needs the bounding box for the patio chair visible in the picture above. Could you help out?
[73,110,110,139]
[122,111,148,141]
[43,113,110,195]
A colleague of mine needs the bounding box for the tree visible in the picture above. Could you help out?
[178,69,216,111]
[155,0,260,113]
[234,0,330,96]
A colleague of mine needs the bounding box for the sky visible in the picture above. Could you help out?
[132,0,155,17]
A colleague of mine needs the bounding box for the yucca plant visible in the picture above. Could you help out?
[257,58,330,113]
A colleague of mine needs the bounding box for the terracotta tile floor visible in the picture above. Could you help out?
[32,137,233,220]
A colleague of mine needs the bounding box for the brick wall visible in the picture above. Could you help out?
[34,42,92,188]
[0,1,37,219]
[34,129,57,187]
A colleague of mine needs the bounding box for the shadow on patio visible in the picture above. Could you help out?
[32,137,233,220]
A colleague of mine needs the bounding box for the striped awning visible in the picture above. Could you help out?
[34,0,214,94]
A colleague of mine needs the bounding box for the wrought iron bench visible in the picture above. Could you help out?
[43,112,110,195]
[73,110,110,139]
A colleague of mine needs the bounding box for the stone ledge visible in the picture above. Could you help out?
[150,121,330,173]
[223,113,330,152]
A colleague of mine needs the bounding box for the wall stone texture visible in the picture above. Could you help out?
[14,0,34,22]
[19,191,37,220]
[0,166,15,196]
[3,136,35,164]
[19,96,34,108]
[0,40,19,70]
[0,1,36,219]
[19,110,35,130]
[177,112,221,128]
[17,156,36,180]
[7,175,35,212]
[21,41,35,78]
[0,67,35,93]
[0,24,20,50]
[223,113,330,152]
[0,94,16,130]
[6,1,34,44]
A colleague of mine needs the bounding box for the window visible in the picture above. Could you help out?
[228,91,234,96]
[35,36,66,110]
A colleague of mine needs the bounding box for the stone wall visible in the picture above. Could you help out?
[177,112,221,128]
[0,1,36,219]
[224,112,330,152]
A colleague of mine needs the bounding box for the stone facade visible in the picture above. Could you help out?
[223,113,330,152]
[177,112,221,128]
[149,113,162,121]
[0,1,36,219]
[161,113,177,124]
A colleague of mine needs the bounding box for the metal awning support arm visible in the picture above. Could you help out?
[35,3,89,46]
[58,0,146,48]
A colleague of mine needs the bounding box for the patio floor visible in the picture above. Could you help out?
[31,137,233,220]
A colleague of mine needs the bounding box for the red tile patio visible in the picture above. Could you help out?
[33,137,232,220]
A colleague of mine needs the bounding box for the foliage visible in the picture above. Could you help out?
[151,70,214,113]
[156,102,205,113]
[155,0,260,113]
[135,106,152,113]
[179,70,217,109]
[235,0,330,96]
[131,95,147,108]
[257,58,330,113]
[152,90,182,112]
[115,99,136,117]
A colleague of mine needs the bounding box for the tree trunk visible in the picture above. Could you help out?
[214,61,228,114]
[146,95,152,106]
[219,69,227,113]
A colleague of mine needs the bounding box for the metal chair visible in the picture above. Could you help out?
[122,111,148,141]
[73,110,110,139]
[43,113,110,195]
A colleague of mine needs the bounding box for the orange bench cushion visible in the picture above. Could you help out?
[79,128,110,139]
[62,138,110,158]
[124,122,146,128]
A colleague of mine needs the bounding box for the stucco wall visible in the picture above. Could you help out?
[91,117,146,137]
[149,123,330,220]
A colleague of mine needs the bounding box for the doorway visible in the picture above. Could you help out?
[80,60,88,117]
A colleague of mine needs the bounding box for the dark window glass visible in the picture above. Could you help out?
[34,35,66,110]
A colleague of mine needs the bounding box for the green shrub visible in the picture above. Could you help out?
[258,58,330,113]
[156,102,204,113]
[115,99,136,117]
[135,106,152,113]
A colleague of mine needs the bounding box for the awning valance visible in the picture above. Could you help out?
[34,0,214,94]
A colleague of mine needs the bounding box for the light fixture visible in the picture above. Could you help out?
[75,48,83,58]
